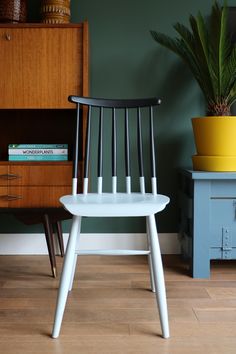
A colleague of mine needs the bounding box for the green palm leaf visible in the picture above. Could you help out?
[150,1,236,116]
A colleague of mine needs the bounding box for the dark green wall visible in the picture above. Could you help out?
[0,0,234,234]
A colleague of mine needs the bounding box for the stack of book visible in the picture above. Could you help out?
[8,144,68,161]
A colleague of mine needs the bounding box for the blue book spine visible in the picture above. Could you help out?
[9,155,68,161]
[9,149,68,155]
[8,144,68,149]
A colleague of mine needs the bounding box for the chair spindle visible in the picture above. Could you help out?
[83,106,92,194]
[112,108,117,193]
[150,106,157,195]
[125,108,131,193]
[73,103,80,195]
[97,107,104,194]
[137,107,145,194]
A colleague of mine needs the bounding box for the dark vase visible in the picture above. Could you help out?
[0,0,27,23]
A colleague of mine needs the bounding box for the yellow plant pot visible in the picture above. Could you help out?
[192,116,236,171]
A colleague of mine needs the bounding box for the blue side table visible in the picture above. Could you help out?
[179,169,236,278]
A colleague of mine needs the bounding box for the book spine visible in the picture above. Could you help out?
[8,155,68,161]
[8,144,68,149]
[9,149,68,155]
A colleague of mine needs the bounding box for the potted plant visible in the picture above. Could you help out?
[150,1,236,171]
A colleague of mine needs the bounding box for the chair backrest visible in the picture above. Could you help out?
[69,96,161,195]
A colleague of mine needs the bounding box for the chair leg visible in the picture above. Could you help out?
[43,214,57,278]
[55,221,65,257]
[146,218,156,293]
[52,215,81,339]
[69,254,78,291]
[147,214,170,339]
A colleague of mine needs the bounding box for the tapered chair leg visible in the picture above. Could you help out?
[43,214,57,278]
[147,214,169,339]
[52,215,81,338]
[69,254,78,291]
[146,218,156,293]
[55,221,65,257]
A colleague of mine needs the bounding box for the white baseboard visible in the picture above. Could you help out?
[0,232,180,255]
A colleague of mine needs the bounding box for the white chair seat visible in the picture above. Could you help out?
[60,193,170,217]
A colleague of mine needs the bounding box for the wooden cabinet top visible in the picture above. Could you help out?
[0,23,86,28]
[0,21,89,109]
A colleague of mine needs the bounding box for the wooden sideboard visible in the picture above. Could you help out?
[0,22,88,207]
[0,22,88,277]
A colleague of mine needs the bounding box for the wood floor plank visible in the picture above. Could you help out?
[2,279,60,289]
[194,308,236,322]
[77,271,150,281]
[167,280,236,288]
[167,287,210,299]
[77,255,149,265]
[167,298,236,308]
[130,322,236,337]
[75,264,150,274]
[0,322,130,340]
[206,287,236,299]
[72,280,133,288]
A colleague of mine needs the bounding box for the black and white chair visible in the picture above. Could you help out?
[52,96,170,338]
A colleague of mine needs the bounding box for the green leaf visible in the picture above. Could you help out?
[150,1,236,115]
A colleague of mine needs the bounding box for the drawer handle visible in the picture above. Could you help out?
[0,195,22,201]
[0,174,21,180]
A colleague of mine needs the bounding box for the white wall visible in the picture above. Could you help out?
[0,233,180,255]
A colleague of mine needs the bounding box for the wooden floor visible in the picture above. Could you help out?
[0,255,236,354]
